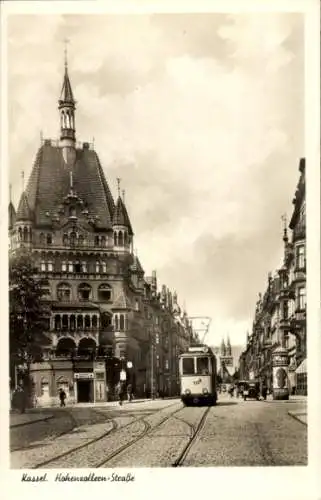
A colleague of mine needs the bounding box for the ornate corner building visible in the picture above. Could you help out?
[9,60,193,405]
[239,159,307,397]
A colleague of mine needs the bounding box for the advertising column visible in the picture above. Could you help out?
[272,346,289,400]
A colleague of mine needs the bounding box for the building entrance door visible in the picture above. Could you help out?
[77,380,92,402]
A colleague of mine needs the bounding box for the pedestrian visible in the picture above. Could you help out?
[262,384,267,401]
[59,388,66,407]
[118,381,126,406]
[127,383,133,402]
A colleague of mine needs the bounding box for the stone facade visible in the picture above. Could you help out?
[9,60,192,406]
[238,159,307,397]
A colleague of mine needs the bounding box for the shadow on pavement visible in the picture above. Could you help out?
[217,402,238,406]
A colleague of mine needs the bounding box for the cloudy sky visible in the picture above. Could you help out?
[7,12,304,347]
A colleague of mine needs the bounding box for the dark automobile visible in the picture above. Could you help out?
[243,381,260,401]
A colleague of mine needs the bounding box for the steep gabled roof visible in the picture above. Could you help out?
[112,288,132,310]
[112,196,133,235]
[16,191,32,221]
[25,142,115,229]
[8,202,16,229]
[130,255,144,275]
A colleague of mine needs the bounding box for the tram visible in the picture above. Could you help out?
[179,345,218,406]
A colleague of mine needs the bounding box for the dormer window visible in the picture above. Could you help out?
[69,206,76,217]
[70,232,76,246]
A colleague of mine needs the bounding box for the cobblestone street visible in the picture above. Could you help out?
[11,395,307,468]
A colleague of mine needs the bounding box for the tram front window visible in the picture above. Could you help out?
[196,357,209,375]
[182,357,195,374]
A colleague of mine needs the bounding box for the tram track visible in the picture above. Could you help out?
[172,406,211,467]
[32,401,179,469]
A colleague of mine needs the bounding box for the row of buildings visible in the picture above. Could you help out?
[239,159,307,397]
[9,57,195,405]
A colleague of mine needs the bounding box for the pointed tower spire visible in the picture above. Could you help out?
[59,39,76,165]
[226,334,232,356]
[281,213,288,244]
[220,337,226,357]
[8,184,16,230]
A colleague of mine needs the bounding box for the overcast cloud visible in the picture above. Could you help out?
[7,13,304,346]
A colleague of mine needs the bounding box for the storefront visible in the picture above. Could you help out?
[295,358,307,395]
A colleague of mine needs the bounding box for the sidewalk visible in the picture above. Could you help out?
[265,394,307,403]
[10,410,54,428]
[73,396,179,408]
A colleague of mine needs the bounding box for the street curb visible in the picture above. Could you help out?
[10,415,54,428]
[288,411,307,426]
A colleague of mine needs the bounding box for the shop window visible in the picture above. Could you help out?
[98,284,111,301]
[41,380,49,397]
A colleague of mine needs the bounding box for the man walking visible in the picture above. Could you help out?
[59,388,66,407]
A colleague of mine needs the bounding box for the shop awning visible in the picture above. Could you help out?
[295,358,307,374]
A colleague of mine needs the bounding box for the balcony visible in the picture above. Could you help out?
[279,318,291,330]
[292,222,306,243]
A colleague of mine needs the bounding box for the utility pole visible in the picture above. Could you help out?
[150,327,154,399]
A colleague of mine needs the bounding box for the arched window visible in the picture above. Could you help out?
[46,234,52,245]
[23,227,28,242]
[101,262,107,273]
[120,314,125,331]
[118,231,123,246]
[124,232,128,245]
[101,313,111,329]
[77,315,83,329]
[115,315,119,331]
[70,315,76,330]
[56,337,76,358]
[78,283,92,301]
[57,283,71,302]
[94,236,100,247]
[95,261,100,273]
[114,232,117,246]
[98,284,111,301]
[92,315,98,328]
[78,337,96,357]
[101,236,106,247]
[55,315,61,330]
[84,315,91,329]
[62,315,69,330]
[63,233,68,246]
[78,234,84,246]
[135,299,139,311]
[18,227,22,240]
[70,231,76,246]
